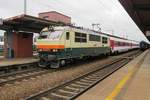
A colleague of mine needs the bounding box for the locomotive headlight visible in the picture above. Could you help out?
[38,49,43,52]
[52,49,58,52]
[55,49,58,52]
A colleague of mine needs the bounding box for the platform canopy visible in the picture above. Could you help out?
[119,0,150,41]
[0,14,66,33]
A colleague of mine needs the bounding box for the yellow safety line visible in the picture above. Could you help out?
[106,51,148,100]
[106,67,136,100]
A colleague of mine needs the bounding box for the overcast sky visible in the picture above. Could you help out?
[0,0,149,42]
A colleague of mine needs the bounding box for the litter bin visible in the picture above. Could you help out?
[7,48,14,58]
[11,49,14,58]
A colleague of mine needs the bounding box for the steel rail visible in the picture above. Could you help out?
[0,69,49,87]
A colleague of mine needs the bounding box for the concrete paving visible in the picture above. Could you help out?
[117,50,150,100]
[76,50,150,100]
[0,57,39,67]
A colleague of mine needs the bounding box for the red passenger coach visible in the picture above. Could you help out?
[108,35,139,54]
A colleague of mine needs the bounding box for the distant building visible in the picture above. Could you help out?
[39,11,71,25]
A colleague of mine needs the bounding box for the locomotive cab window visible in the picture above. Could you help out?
[39,31,62,40]
[102,37,108,44]
[66,32,70,40]
[39,31,49,39]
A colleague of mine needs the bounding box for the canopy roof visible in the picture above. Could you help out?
[119,0,150,41]
[0,14,66,33]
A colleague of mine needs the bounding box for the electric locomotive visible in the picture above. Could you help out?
[36,26,139,68]
[36,26,111,68]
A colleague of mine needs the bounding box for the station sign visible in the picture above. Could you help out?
[0,18,3,25]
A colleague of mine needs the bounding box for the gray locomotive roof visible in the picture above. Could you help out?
[54,26,139,42]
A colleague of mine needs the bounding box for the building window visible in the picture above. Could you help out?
[89,34,101,42]
[43,16,49,20]
[102,37,108,44]
[66,32,70,40]
[75,32,87,43]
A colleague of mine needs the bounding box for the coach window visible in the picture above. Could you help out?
[89,34,101,42]
[75,32,87,43]
[66,32,70,40]
[105,38,108,43]
[118,42,120,46]
[81,33,87,42]
[102,37,108,44]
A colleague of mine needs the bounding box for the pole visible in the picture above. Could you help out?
[24,0,27,14]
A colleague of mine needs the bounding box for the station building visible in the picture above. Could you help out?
[39,11,71,25]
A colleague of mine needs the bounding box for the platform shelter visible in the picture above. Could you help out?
[0,14,65,58]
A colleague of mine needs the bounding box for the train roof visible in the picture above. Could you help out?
[45,26,139,43]
[73,26,139,43]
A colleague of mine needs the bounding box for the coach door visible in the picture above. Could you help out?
[65,31,72,57]
[65,32,71,48]
[110,40,114,50]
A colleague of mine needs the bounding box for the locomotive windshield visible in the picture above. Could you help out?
[39,30,62,40]
[39,31,49,39]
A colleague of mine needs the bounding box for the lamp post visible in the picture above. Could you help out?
[24,0,27,14]
[0,18,3,25]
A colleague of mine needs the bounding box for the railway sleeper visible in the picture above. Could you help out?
[65,86,80,91]
[50,92,71,100]
[80,79,94,83]
[58,89,78,95]
[84,77,98,81]
[70,83,87,88]
[61,88,80,94]
[75,81,91,86]
[87,75,100,79]
[40,97,52,100]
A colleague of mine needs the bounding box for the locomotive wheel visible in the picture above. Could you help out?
[60,60,66,67]
[50,60,66,68]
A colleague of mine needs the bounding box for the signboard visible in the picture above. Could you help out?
[146,31,150,36]
[0,18,3,25]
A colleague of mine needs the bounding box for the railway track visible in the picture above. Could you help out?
[0,50,140,88]
[0,62,38,76]
[25,51,141,100]
[0,68,50,87]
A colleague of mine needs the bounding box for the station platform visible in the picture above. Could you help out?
[0,57,39,67]
[76,50,150,100]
